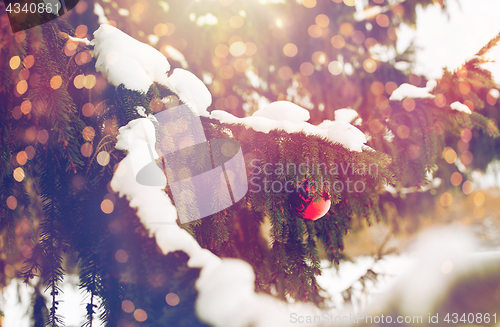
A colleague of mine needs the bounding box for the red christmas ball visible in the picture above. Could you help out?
[289,179,331,220]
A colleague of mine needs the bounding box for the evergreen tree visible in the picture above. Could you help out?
[1,0,500,326]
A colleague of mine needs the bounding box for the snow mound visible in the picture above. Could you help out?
[210,110,367,152]
[162,68,212,116]
[92,24,170,92]
[252,101,310,123]
[389,80,436,101]
[334,108,359,123]
[450,101,472,114]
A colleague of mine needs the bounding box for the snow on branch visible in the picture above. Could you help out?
[211,102,368,152]
[389,80,436,101]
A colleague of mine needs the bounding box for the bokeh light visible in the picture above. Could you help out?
[13,167,25,182]
[6,196,17,210]
[122,300,135,313]
[101,199,114,214]
[115,249,129,263]
[440,192,452,207]
[443,147,457,164]
[450,172,462,186]
[473,192,485,206]
[50,75,63,89]
[166,293,180,306]
[134,309,147,322]
[462,180,474,194]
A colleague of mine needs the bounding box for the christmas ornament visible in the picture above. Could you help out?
[289,179,331,220]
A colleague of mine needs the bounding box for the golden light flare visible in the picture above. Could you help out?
[440,192,452,207]
[443,147,457,164]
[12,106,22,120]
[308,25,322,38]
[74,75,85,89]
[387,28,397,41]
[343,0,356,6]
[215,44,229,58]
[397,125,410,139]
[19,68,30,81]
[461,150,473,165]
[50,75,63,89]
[17,80,28,95]
[278,66,293,80]
[166,293,180,306]
[462,180,473,194]
[339,22,354,37]
[229,41,246,57]
[10,56,21,70]
[115,249,128,263]
[364,37,377,48]
[20,100,32,115]
[84,75,96,89]
[7,196,18,210]
[283,43,298,57]
[75,51,92,65]
[385,82,398,95]
[302,0,316,8]
[75,24,88,38]
[245,42,257,56]
[434,93,446,107]
[17,151,28,165]
[23,55,35,69]
[13,167,25,182]
[82,103,95,117]
[300,62,314,76]
[363,59,377,73]
[229,15,244,29]
[37,130,49,144]
[97,151,111,166]
[134,309,147,322]
[233,58,248,72]
[403,98,416,112]
[15,31,26,43]
[473,192,485,206]
[311,51,327,65]
[331,35,345,49]
[450,172,463,186]
[220,65,234,79]
[459,81,470,94]
[122,300,135,313]
[315,14,330,27]
[351,31,365,44]
[328,61,343,75]
[82,126,96,141]
[376,14,390,27]
[461,128,472,143]
[370,81,384,95]
[65,41,78,57]
[81,143,93,157]
[101,199,114,214]
[375,95,389,110]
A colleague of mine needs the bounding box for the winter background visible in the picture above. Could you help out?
[2,0,500,326]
